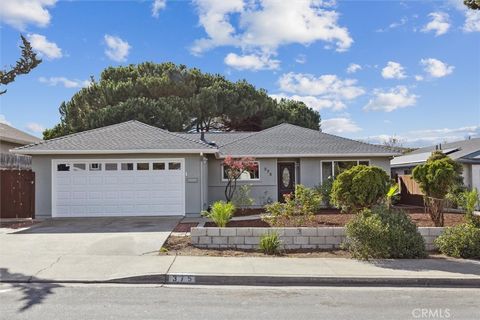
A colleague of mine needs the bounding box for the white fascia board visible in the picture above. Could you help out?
[11,148,218,155]
[216,153,399,159]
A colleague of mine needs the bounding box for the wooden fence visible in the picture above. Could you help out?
[398,174,424,206]
[0,170,35,219]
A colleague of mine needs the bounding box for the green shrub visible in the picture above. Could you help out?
[315,176,334,207]
[259,232,282,255]
[202,201,235,227]
[262,185,321,227]
[435,223,480,259]
[231,185,255,210]
[344,206,426,260]
[331,165,390,213]
[462,189,480,227]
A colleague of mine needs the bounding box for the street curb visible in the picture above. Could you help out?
[4,274,478,288]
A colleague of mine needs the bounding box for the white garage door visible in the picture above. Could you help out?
[52,159,185,217]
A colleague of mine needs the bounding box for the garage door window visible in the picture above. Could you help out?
[89,163,102,171]
[57,164,70,171]
[121,163,134,171]
[105,163,118,171]
[73,163,86,171]
[137,163,150,170]
[169,162,181,170]
[153,163,165,170]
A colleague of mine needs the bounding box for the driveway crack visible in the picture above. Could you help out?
[30,256,62,281]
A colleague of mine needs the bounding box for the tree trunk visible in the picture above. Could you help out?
[424,196,445,227]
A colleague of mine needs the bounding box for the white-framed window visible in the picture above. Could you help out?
[57,163,70,171]
[73,163,86,171]
[153,162,165,170]
[168,162,181,170]
[89,163,102,171]
[105,163,118,171]
[222,161,260,181]
[121,163,134,171]
[137,163,150,171]
[321,160,370,183]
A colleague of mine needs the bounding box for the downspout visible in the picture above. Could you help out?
[200,152,204,212]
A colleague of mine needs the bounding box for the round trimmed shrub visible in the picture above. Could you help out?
[331,165,390,213]
[344,206,427,260]
[435,223,480,259]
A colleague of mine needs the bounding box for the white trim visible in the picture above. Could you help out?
[13,148,217,155]
[51,158,186,217]
[216,153,398,159]
[320,159,370,183]
[221,160,261,182]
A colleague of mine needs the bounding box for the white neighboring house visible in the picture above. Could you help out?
[391,138,480,191]
[1,123,42,169]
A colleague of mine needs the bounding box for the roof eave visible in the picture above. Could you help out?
[216,152,399,159]
[2,137,42,146]
[11,148,219,155]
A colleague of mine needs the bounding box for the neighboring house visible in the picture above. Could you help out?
[1,123,42,169]
[13,121,398,218]
[391,138,480,191]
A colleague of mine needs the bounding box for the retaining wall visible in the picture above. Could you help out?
[190,227,444,251]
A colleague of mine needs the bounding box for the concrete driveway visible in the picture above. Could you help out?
[1,217,180,256]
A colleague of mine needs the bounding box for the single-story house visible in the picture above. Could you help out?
[391,138,480,191]
[12,120,398,218]
[1,123,42,169]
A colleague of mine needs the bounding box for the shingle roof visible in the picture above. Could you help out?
[391,138,480,166]
[178,132,255,147]
[0,123,42,145]
[13,121,216,154]
[216,123,398,157]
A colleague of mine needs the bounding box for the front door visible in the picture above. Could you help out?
[277,162,295,202]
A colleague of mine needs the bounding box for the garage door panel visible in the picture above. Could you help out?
[53,159,186,217]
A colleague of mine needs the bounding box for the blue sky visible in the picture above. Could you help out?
[0,0,478,147]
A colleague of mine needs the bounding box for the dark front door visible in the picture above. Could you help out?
[277,162,295,202]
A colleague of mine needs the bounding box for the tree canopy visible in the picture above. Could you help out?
[44,62,320,139]
[1,35,42,95]
[464,0,480,10]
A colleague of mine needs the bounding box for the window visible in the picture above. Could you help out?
[153,162,165,170]
[222,161,260,181]
[121,163,134,171]
[137,163,149,170]
[321,160,369,183]
[89,163,102,171]
[105,163,118,171]
[73,163,86,171]
[168,162,181,170]
[57,164,70,171]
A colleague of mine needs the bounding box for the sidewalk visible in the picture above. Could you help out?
[2,254,479,287]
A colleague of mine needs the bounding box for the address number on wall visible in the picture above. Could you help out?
[168,275,196,284]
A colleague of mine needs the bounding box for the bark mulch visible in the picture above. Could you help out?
[206,209,465,228]
[172,222,198,232]
[159,235,351,258]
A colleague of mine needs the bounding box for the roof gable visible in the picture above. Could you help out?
[0,123,42,145]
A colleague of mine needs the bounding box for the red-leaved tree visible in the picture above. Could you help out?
[223,156,257,202]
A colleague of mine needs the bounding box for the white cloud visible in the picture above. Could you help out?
[27,33,62,59]
[322,117,362,134]
[270,93,346,112]
[104,34,131,62]
[420,58,454,78]
[346,63,362,74]
[414,75,424,81]
[152,0,167,18]
[278,72,364,100]
[376,16,408,32]
[363,125,480,147]
[224,52,279,70]
[381,61,406,79]
[191,0,353,56]
[0,0,56,30]
[464,10,480,32]
[38,77,91,88]
[364,86,418,112]
[25,122,44,133]
[0,115,12,126]
[422,12,450,36]
[295,54,307,64]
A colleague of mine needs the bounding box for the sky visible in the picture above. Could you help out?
[0,0,479,147]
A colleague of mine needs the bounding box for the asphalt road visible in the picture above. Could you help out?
[1,283,479,320]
